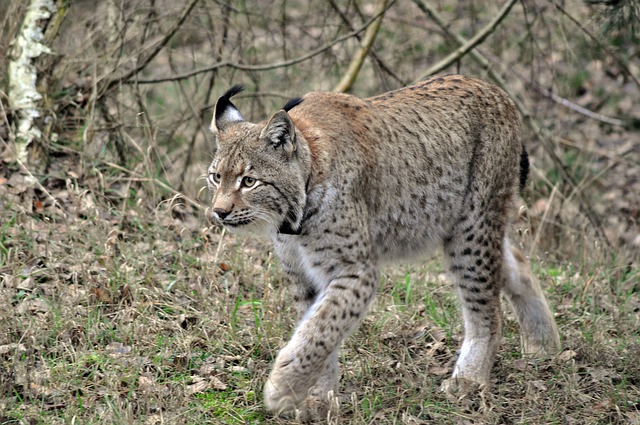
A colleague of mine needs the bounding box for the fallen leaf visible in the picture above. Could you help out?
[211,376,227,390]
[528,380,547,391]
[188,376,209,394]
[558,349,577,362]
[428,365,450,376]
[0,343,27,355]
[89,286,111,303]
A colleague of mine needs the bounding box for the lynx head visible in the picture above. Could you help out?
[207,85,310,236]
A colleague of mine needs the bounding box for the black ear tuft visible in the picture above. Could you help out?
[212,85,246,132]
[225,84,245,99]
[282,97,303,112]
[214,85,245,121]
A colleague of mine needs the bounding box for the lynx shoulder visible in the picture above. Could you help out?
[206,74,560,418]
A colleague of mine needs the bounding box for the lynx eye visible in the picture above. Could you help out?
[241,176,257,188]
[209,172,221,185]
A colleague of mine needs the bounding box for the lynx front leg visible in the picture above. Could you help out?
[275,266,341,418]
[264,268,378,415]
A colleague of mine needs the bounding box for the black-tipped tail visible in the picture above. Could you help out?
[519,144,529,193]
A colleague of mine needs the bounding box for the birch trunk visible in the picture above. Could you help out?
[7,0,56,164]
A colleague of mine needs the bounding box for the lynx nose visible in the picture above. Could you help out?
[213,208,231,220]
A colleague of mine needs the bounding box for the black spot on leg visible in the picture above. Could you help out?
[305,286,317,301]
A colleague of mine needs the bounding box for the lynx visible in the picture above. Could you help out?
[206,74,560,418]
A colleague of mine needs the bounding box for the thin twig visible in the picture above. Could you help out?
[415,0,518,80]
[328,0,406,87]
[16,158,64,214]
[126,1,396,85]
[412,0,612,247]
[103,160,204,210]
[529,182,559,257]
[480,48,627,127]
[334,0,391,92]
[105,0,201,90]
[529,82,625,127]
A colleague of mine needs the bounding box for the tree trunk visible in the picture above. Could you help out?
[7,0,57,167]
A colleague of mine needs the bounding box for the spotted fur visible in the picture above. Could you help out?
[206,74,560,418]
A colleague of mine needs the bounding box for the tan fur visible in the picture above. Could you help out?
[206,75,560,418]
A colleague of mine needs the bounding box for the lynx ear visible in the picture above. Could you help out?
[260,110,297,157]
[211,85,245,133]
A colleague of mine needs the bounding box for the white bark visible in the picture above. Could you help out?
[8,0,56,162]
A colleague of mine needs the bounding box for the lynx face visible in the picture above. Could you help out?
[207,89,310,236]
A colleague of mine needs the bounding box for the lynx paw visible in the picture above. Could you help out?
[440,376,489,414]
[440,376,484,398]
[297,390,340,422]
[264,368,306,414]
[521,326,561,357]
[264,345,321,415]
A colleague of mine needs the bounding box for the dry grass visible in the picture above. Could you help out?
[0,183,638,424]
[1,0,639,423]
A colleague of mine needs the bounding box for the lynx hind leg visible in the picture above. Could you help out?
[503,241,561,356]
[442,222,505,389]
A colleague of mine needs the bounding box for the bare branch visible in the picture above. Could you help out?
[125,1,396,85]
[327,0,406,87]
[414,0,518,80]
[334,0,391,93]
[105,0,201,90]
[530,82,625,127]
